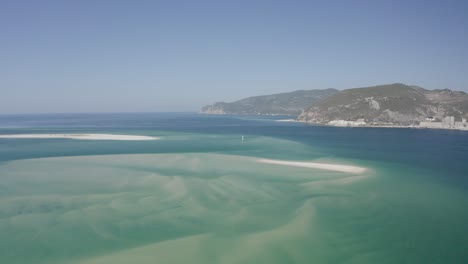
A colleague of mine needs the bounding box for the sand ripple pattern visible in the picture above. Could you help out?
[0,153,372,264]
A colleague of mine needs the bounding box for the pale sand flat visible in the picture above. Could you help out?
[257,158,366,174]
[0,134,159,141]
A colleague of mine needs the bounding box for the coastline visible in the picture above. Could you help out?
[201,113,468,131]
[298,120,468,131]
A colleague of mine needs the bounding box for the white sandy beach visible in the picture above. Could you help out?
[257,158,367,174]
[275,119,298,122]
[0,134,159,141]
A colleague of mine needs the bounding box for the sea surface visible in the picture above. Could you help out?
[0,112,467,264]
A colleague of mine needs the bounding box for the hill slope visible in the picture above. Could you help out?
[298,83,468,125]
[201,89,338,116]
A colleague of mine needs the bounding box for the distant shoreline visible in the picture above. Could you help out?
[297,120,468,131]
[201,113,468,131]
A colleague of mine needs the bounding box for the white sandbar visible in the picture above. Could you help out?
[0,134,159,141]
[275,119,298,122]
[257,158,366,174]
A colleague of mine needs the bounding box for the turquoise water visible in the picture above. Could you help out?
[0,113,467,263]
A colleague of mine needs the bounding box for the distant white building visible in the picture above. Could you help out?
[455,118,468,129]
[419,116,468,130]
[328,119,366,127]
[442,116,455,128]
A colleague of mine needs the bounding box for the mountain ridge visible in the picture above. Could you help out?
[201,83,468,129]
[298,83,468,127]
[201,88,338,115]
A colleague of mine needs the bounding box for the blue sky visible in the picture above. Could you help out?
[1,0,467,113]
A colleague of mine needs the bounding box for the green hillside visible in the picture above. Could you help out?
[201,89,338,116]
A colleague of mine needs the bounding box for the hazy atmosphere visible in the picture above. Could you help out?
[1,0,468,113]
[1,2,468,263]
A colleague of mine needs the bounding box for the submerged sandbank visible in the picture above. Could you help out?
[257,158,366,174]
[0,134,159,141]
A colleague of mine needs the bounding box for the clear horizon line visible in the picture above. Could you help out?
[0,111,201,116]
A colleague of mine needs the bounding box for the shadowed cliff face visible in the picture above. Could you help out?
[201,89,338,116]
[298,83,468,125]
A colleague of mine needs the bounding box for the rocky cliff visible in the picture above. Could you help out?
[297,84,468,125]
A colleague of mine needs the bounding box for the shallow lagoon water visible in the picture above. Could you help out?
[0,113,467,263]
